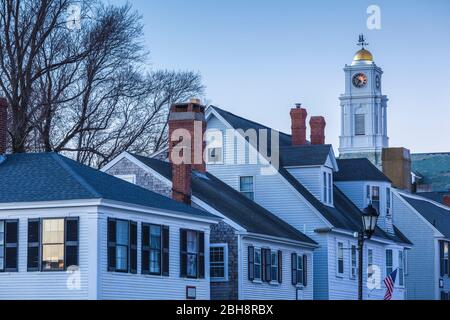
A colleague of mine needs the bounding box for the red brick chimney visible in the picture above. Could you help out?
[310,116,326,145]
[290,104,307,146]
[443,195,450,208]
[0,98,7,155]
[168,99,206,204]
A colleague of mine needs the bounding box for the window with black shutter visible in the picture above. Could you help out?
[277,250,282,283]
[130,222,137,274]
[291,253,297,285]
[142,224,169,276]
[65,218,79,268]
[248,246,254,281]
[264,248,271,282]
[27,219,40,271]
[27,218,79,272]
[162,226,169,276]
[107,218,116,271]
[107,218,136,273]
[0,220,18,272]
[303,254,308,286]
[180,229,203,279]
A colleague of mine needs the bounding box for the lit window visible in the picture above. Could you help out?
[210,244,228,281]
[337,242,344,275]
[42,219,65,271]
[239,176,254,200]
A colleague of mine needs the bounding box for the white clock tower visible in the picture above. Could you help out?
[338,35,389,167]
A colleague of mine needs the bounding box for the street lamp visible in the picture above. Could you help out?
[358,204,379,300]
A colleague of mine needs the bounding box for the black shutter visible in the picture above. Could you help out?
[265,249,271,282]
[278,250,282,283]
[5,221,18,272]
[303,254,308,286]
[65,218,79,268]
[141,224,150,274]
[107,218,116,272]
[180,229,187,277]
[27,219,40,271]
[440,241,445,277]
[162,226,170,276]
[248,246,254,280]
[130,221,137,274]
[198,231,205,279]
[291,253,297,285]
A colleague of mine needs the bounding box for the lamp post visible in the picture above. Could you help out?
[358,204,379,300]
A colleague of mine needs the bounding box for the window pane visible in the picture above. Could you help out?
[116,245,128,271]
[187,231,198,253]
[150,250,161,274]
[271,253,278,281]
[239,176,254,193]
[297,255,303,284]
[323,173,327,203]
[187,254,197,277]
[42,244,64,270]
[150,225,161,250]
[42,219,64,244]
[116,221,129,246]
[210,247,225,279]
[254,249,261,280]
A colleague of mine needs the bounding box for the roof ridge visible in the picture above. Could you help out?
[210,105,292,138]
[398,191,450,211]
[51,153,102,198]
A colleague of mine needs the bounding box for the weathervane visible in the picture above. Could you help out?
[357,34,368,49]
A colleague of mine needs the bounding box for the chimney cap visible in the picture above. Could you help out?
[295,103,302,108]
[189,98,202,105]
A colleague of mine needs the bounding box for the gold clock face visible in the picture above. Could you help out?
[352,73,368,88]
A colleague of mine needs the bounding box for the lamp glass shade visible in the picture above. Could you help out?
[362,204,379,236]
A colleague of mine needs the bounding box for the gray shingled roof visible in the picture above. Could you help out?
[209,106,409,244]
[0,153,215,219]
[400,194,450,238]
[131,154,317,245]
[411,152,450,192]
[334,158,391,182]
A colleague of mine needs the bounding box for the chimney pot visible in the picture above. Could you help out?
[443,195,450,208]
[0,98,7,155]
[310,116,326,145]
[290,105,307,146]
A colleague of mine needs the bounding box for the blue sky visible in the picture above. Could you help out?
[107,0,450,153]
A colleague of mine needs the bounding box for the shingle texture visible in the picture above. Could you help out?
[334,158,391,182]
[0,152,214,219]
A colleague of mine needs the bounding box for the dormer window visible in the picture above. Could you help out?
[366,185,380,212]
[322,171,333,205]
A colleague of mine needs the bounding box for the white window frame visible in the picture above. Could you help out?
[328,172,333,205]
[270,251,279,284]
[239,176,255,201]
[386,249,393,277]
[336,241,344,277]
[210,243,228,282]
[114,174,136,184]
[350,244,357,279]
[253,247,262,282]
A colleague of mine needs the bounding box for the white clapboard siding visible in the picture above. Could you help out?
[287,167,323,202]
[0,206,94,300]
[98,207,211,300]
[392,193,439,300]
[240,237,314,300]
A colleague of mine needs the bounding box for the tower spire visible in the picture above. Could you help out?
[357,34,369,49]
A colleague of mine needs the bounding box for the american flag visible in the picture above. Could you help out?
[383,269,398,300]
